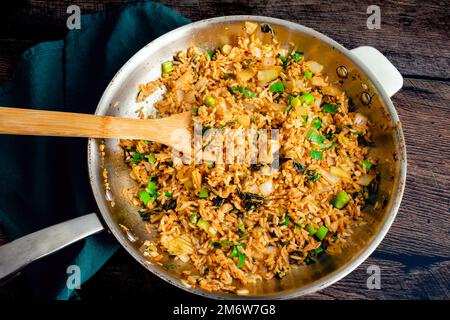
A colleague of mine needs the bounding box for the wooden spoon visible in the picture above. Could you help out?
[0,107,193,155]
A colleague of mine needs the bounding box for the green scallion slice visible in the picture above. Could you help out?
[199,187,209,198]
[161,61,173,74]
[322,103,340,113]
[315,225,329,240]
[300,93,314,105]
[310,149,323,160]
[189,212,198,224]
[331,191,351,209]
[306,223,316,235]
[140,190,151,206]
[204,95,216,107]
[290,51,304,62]
[362,160,373,170]
[304,70,313,79]
[269,82,284,93]
[197,218,209,231]
[311,117,322,130]
[148,181,157,196]
[306,129,325,143]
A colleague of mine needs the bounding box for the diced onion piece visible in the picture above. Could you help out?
[248,183,259,194]
[259,179,274,196]
[195,77,208,90]
[330,166,351,179]
[208,226,217,236]
[175,89,184,104]
[221,44,232,55]
[265,246,277,254]
[262,56,276,67]
[277,48,288,57]
[257,66,281,83]
[236,69,256,83]
[357,174,375,186]
[245,21,258,34]
[354,113,368,126]
[318,168,341,185]
[162,234,194,256]
[251,46,262,59]
[322,86,342,96]
[178,254,190,263]
[305,60,324,74]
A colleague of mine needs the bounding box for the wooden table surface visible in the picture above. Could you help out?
[0,0,448,300]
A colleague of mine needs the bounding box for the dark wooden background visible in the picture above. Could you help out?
[0,0,448,300]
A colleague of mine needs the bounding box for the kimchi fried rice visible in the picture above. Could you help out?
[119,21,379,293]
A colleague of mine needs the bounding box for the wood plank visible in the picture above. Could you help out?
[0,0,448,78]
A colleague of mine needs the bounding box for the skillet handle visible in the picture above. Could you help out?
[350,46,403,97]
[0,213,104,284]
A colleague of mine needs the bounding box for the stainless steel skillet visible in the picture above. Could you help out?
[0,16,406,299]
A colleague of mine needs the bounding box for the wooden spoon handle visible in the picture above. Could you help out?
[0,107,190,145]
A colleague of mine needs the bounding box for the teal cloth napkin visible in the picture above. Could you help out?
[0,1,190,299]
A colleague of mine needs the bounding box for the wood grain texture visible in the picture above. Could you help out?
[0,107,192,153]
[0,0,448,300]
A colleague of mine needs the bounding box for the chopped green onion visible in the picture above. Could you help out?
[310,149,323,160]
[281,216,290,226]
[208,49,217,59]
[300,93,314,105]
[197,218,210,231]
[310,173,321,182]
[269,82,284,93]
[301,115,308,124]
[315,225,328,240]
[199,187,209,198]
[230,245,239,258]
[285,105,294,113]
[148,181,157,196]
[161,61,173,74]
[204,95,216,107]
[140,191,151,206]
[164,191,172,197]
[229,86,257,98]
[306,129,325,144]
[318,141,335,150]
[322,103,340,113]
[237,251,246,268]
[304,70,313,79]
[315,247,324,255]
[132,152,148,164]
[189,212,198,224]
[192,107,199,115]
[362,160,373,170]
[311,117,322,130]
[332,191,351,209]
[238,223,246,233]
[290,51,304,62]
[306,223,316,235]
[291,96,302,108]
[207,162,215,169]
[278,55,289,69]
[148,156,156,163]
